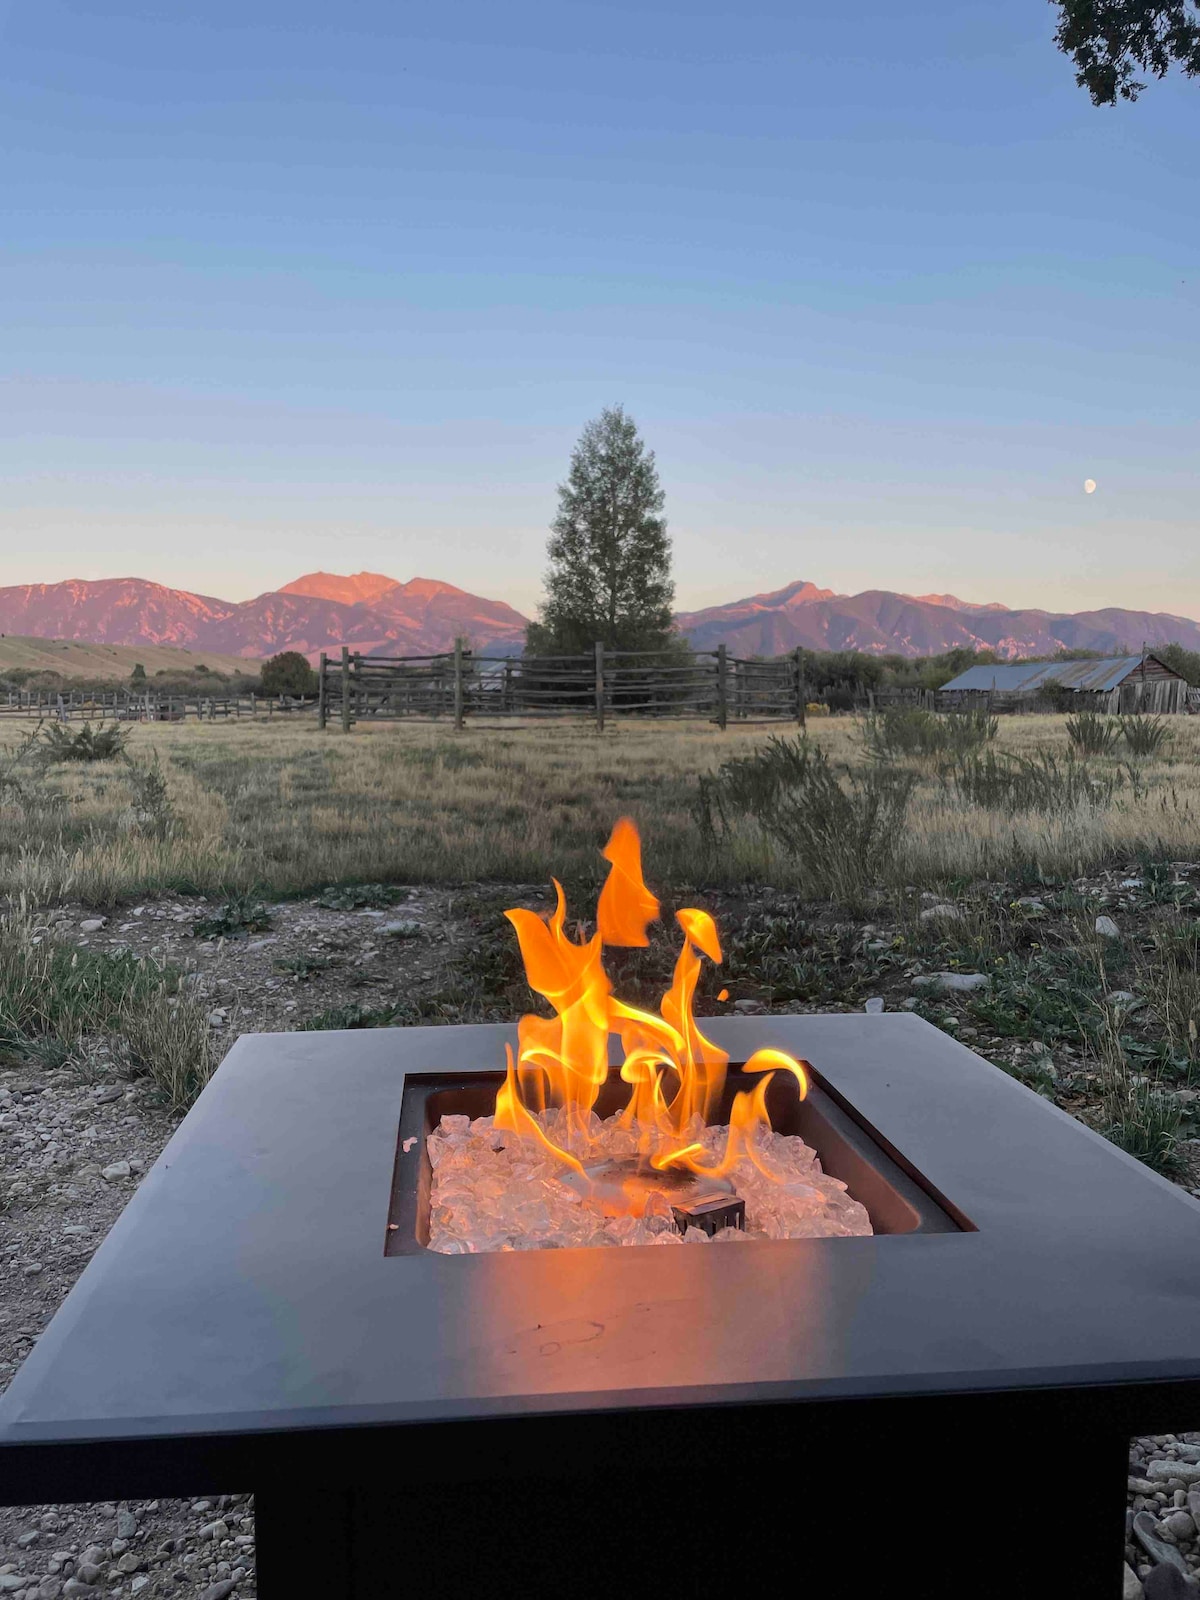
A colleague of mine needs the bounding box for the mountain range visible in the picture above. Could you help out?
[0,573,528,661]
[674,580,1200,658]
[0,572,1197,663]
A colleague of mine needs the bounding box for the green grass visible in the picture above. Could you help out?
[0,913,215,1110]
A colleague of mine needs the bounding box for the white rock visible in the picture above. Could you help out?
[380,920,422,939]
[1095,915,1121,938]
[1107,991,1137,1006]
[913,972,990,994]
[1148,1460,1200,1484]
[100,1161,131,1182]
[919,904,963,923]
[864,997,885,1014]
[1123,1563,1143,1600]
[732,999,766,1015]
[79,918,107,934]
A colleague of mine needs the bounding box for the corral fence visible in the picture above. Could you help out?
[1,689,317,723]
[318,644,809,731]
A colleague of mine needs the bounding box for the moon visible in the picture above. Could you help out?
[1084,478,1096,494]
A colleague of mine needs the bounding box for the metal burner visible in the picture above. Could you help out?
[555,1156,746,1234]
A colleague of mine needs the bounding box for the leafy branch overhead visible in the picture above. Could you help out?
[1051,0,1200,102]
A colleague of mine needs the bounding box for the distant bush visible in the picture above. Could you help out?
[949,748,1121,813]
[35,721,128,763]
[1065,710,1122,756]
[1121,714,1172,758]
[695,735,914,903]
[262,650,317,697]
[863,706,997,762]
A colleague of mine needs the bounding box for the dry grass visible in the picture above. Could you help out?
[0,714,1197,905]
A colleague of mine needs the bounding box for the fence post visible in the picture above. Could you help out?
[594,642,605,733]
[793,648,806,727]
[503,659,513,715]
[341,647,351,733]
[716,644,728,731]
[317,654,327,730]
[453,639,465,731]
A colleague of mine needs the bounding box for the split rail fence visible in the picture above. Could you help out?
[318,645,809,731]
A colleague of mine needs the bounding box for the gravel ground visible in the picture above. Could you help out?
[3,875,1200,1597]
[0,889,473,1600]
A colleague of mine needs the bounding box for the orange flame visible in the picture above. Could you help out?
[497,818,809,1187]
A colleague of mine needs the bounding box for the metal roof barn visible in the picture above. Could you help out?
[937,653,1188,713]
[943,656,1155,693]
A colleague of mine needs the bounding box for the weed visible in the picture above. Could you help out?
[862,707,997,762]
[192,891,273,941]
[35,721,129,763]
[1122,714,1172,758]
[968,944,1105,1047]
[313,882,410,910]
[1101,1078,1185,1175]
[949,749,1121,813]
[1144,922,1200,1074]
[275,953,334,980]
[695,736,914,904]
[1065,711,1122,756]
[299,1001,404,1030]
[0,911,213,1110]
[722,911,867,1002]
[125,755,174,837]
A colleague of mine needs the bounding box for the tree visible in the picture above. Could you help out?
[1051,0,1200,103]
[526,405,676,655]
[130,663,146,684]
[1156,640,1200,686]
[261,650,317,696]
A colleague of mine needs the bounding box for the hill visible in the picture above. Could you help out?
[0,635,256,681]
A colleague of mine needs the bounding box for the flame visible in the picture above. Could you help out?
[496,818,809,1195]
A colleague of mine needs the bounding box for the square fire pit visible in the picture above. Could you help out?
[3,1014,1200,1597]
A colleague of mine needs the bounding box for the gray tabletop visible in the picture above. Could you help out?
[3,1013,1200,1449]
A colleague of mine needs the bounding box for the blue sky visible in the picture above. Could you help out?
[0,0,1196,618]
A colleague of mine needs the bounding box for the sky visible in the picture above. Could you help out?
[0,0,1196,620]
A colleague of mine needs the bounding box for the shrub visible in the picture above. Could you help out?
[695,735,914,903]
[35,721,129,762]
[949,748,1121,813]
[261,650,317,697]
[863,706,997,762]
[1065,710,1122,756]
[1121,714,1172,757]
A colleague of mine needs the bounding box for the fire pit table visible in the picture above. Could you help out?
[3,1013,1200,1596]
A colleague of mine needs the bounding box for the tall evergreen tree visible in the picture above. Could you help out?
[527,405,676,655]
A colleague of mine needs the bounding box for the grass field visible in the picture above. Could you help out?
[1,713,1197,906]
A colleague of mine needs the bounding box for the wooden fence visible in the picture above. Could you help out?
[1,689,317,723]
[318,645,809,731]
